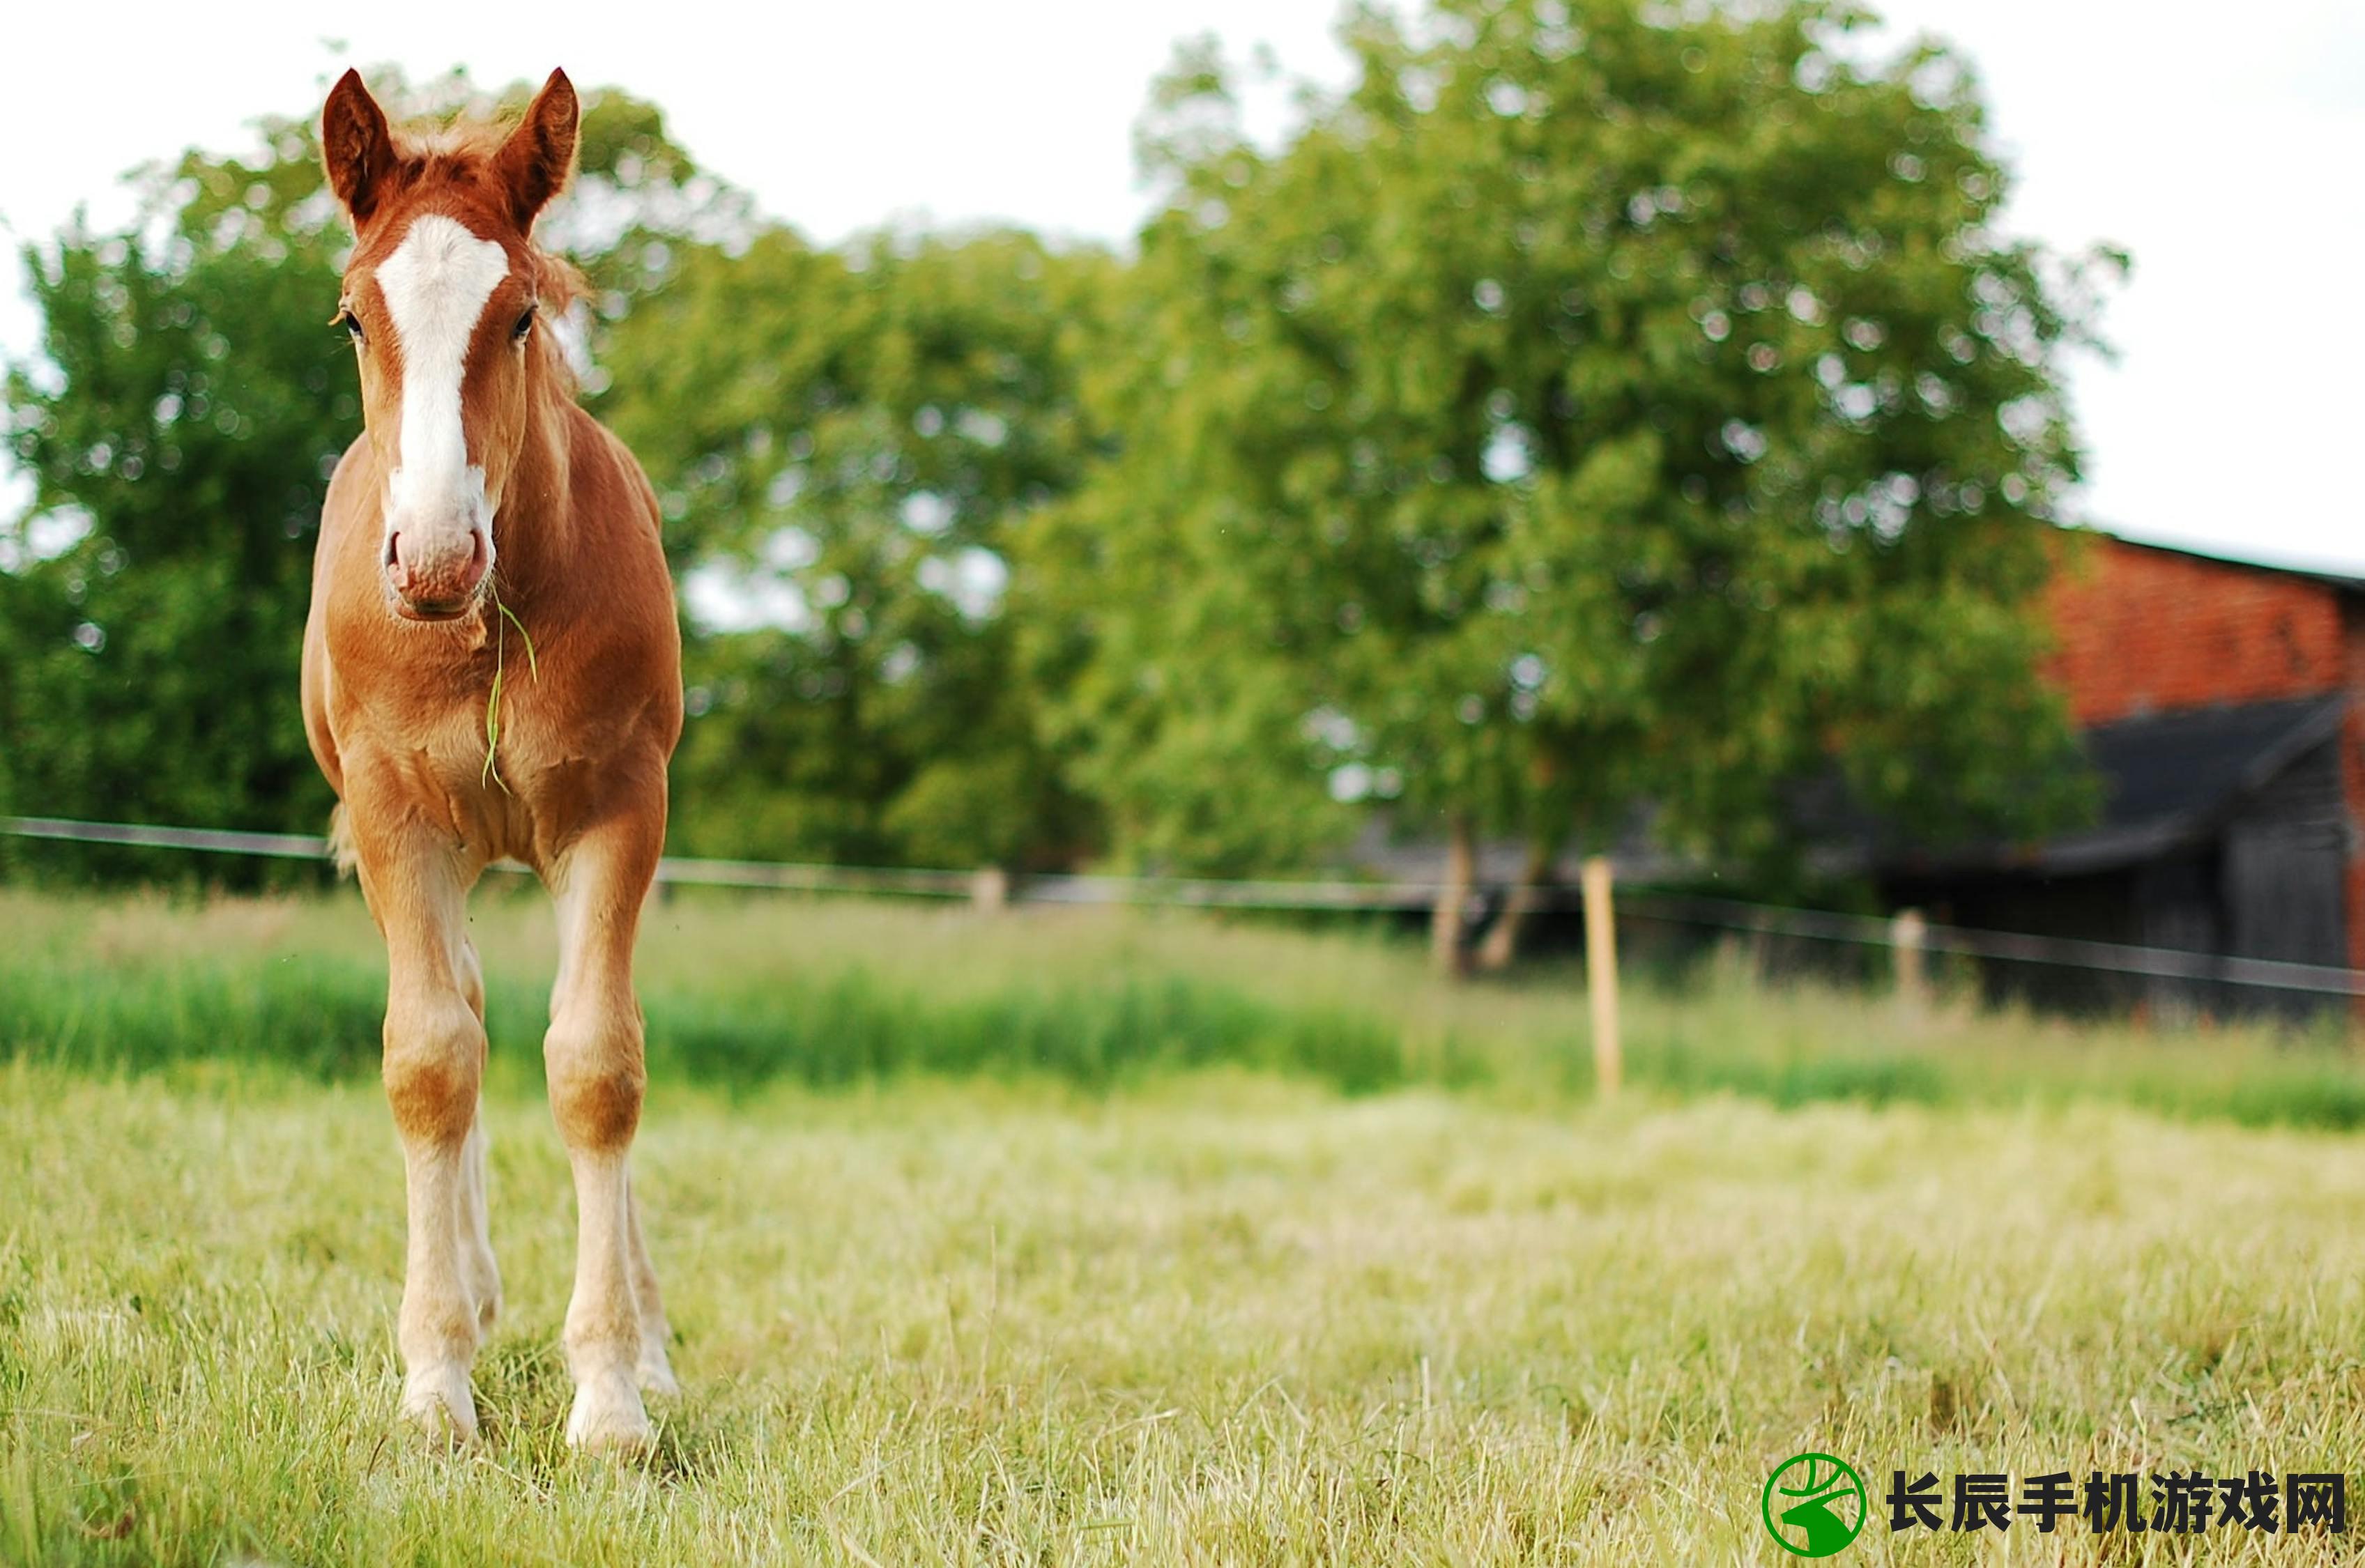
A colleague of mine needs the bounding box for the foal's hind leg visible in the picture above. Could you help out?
[625,1171,678,1397]
[457,940,502,1334]
[351,811,489,1444]
[545,810,666,1452]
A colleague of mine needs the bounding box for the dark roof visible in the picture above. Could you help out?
[2096,530,2365,594]
[2090,695,2342,833]
[1886,692,2348,877]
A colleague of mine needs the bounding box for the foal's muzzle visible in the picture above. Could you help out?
[385,526,491,622]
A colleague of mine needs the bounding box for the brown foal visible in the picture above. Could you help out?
[300,68,683,1452]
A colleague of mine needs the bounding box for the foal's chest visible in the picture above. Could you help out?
[330,622,650,864]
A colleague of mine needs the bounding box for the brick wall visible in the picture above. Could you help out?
[2044,537,2348,728]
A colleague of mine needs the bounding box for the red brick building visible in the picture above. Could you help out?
[1888,531,2365,1016]
[2046,534,2364,739]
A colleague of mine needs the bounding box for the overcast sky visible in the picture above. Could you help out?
[3,0,2359,570]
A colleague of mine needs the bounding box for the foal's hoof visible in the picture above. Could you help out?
[401,1367,480,1447]
[566,1374,655,1454]
[637,1344,682,1400]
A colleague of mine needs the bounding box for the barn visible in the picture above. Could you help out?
[1354,528,2365,1017]
[1876,532,2365,1020]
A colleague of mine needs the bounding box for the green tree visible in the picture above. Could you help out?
[601,226,1115,870]
[1043,0,2106,962]
[0,70,726,881]
[0,164,349,877]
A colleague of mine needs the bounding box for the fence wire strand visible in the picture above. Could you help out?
[6,813,2361,997]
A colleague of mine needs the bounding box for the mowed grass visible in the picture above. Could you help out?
[11,1072,2365,1563]
[7,888,2365,1562]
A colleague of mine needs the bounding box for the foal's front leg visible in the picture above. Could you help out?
[546,813,668,1452]
[353,826,491,1443]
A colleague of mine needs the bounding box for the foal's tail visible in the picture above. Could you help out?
[326,803,359,879]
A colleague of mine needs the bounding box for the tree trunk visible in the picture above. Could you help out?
[1429,814,1476,978]
[1474,833,1563,973]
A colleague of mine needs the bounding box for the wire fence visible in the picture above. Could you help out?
[6,812,2364,1001]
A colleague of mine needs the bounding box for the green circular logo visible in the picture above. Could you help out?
[1761,1452,1867,1558]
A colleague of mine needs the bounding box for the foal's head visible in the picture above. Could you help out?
[321,70,579,622]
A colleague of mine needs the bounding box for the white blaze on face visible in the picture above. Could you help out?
[376,214,511,551]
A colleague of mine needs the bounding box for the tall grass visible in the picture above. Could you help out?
[3,885,2362,1125]
[0,896,1407,1095]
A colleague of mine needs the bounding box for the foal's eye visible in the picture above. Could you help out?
[333,309,365,346]
[512,307,536,343]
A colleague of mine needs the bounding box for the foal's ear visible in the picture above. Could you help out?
[493,70,579,232]
[321,69,398,227]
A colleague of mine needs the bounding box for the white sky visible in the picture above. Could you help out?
[2,0,2359,571]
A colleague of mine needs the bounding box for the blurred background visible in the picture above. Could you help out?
[2,0,2362,1022]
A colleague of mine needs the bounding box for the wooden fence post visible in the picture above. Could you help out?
[1892,907,1928,1014]
[1582,855,1621,1098]
[971,865,1009,915]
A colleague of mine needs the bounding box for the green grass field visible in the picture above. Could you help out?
[6,887,2365,1563]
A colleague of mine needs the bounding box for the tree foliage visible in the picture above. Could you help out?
[600,228,1115,868]
[1043,0,2106,882]
[0,137,350,866]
